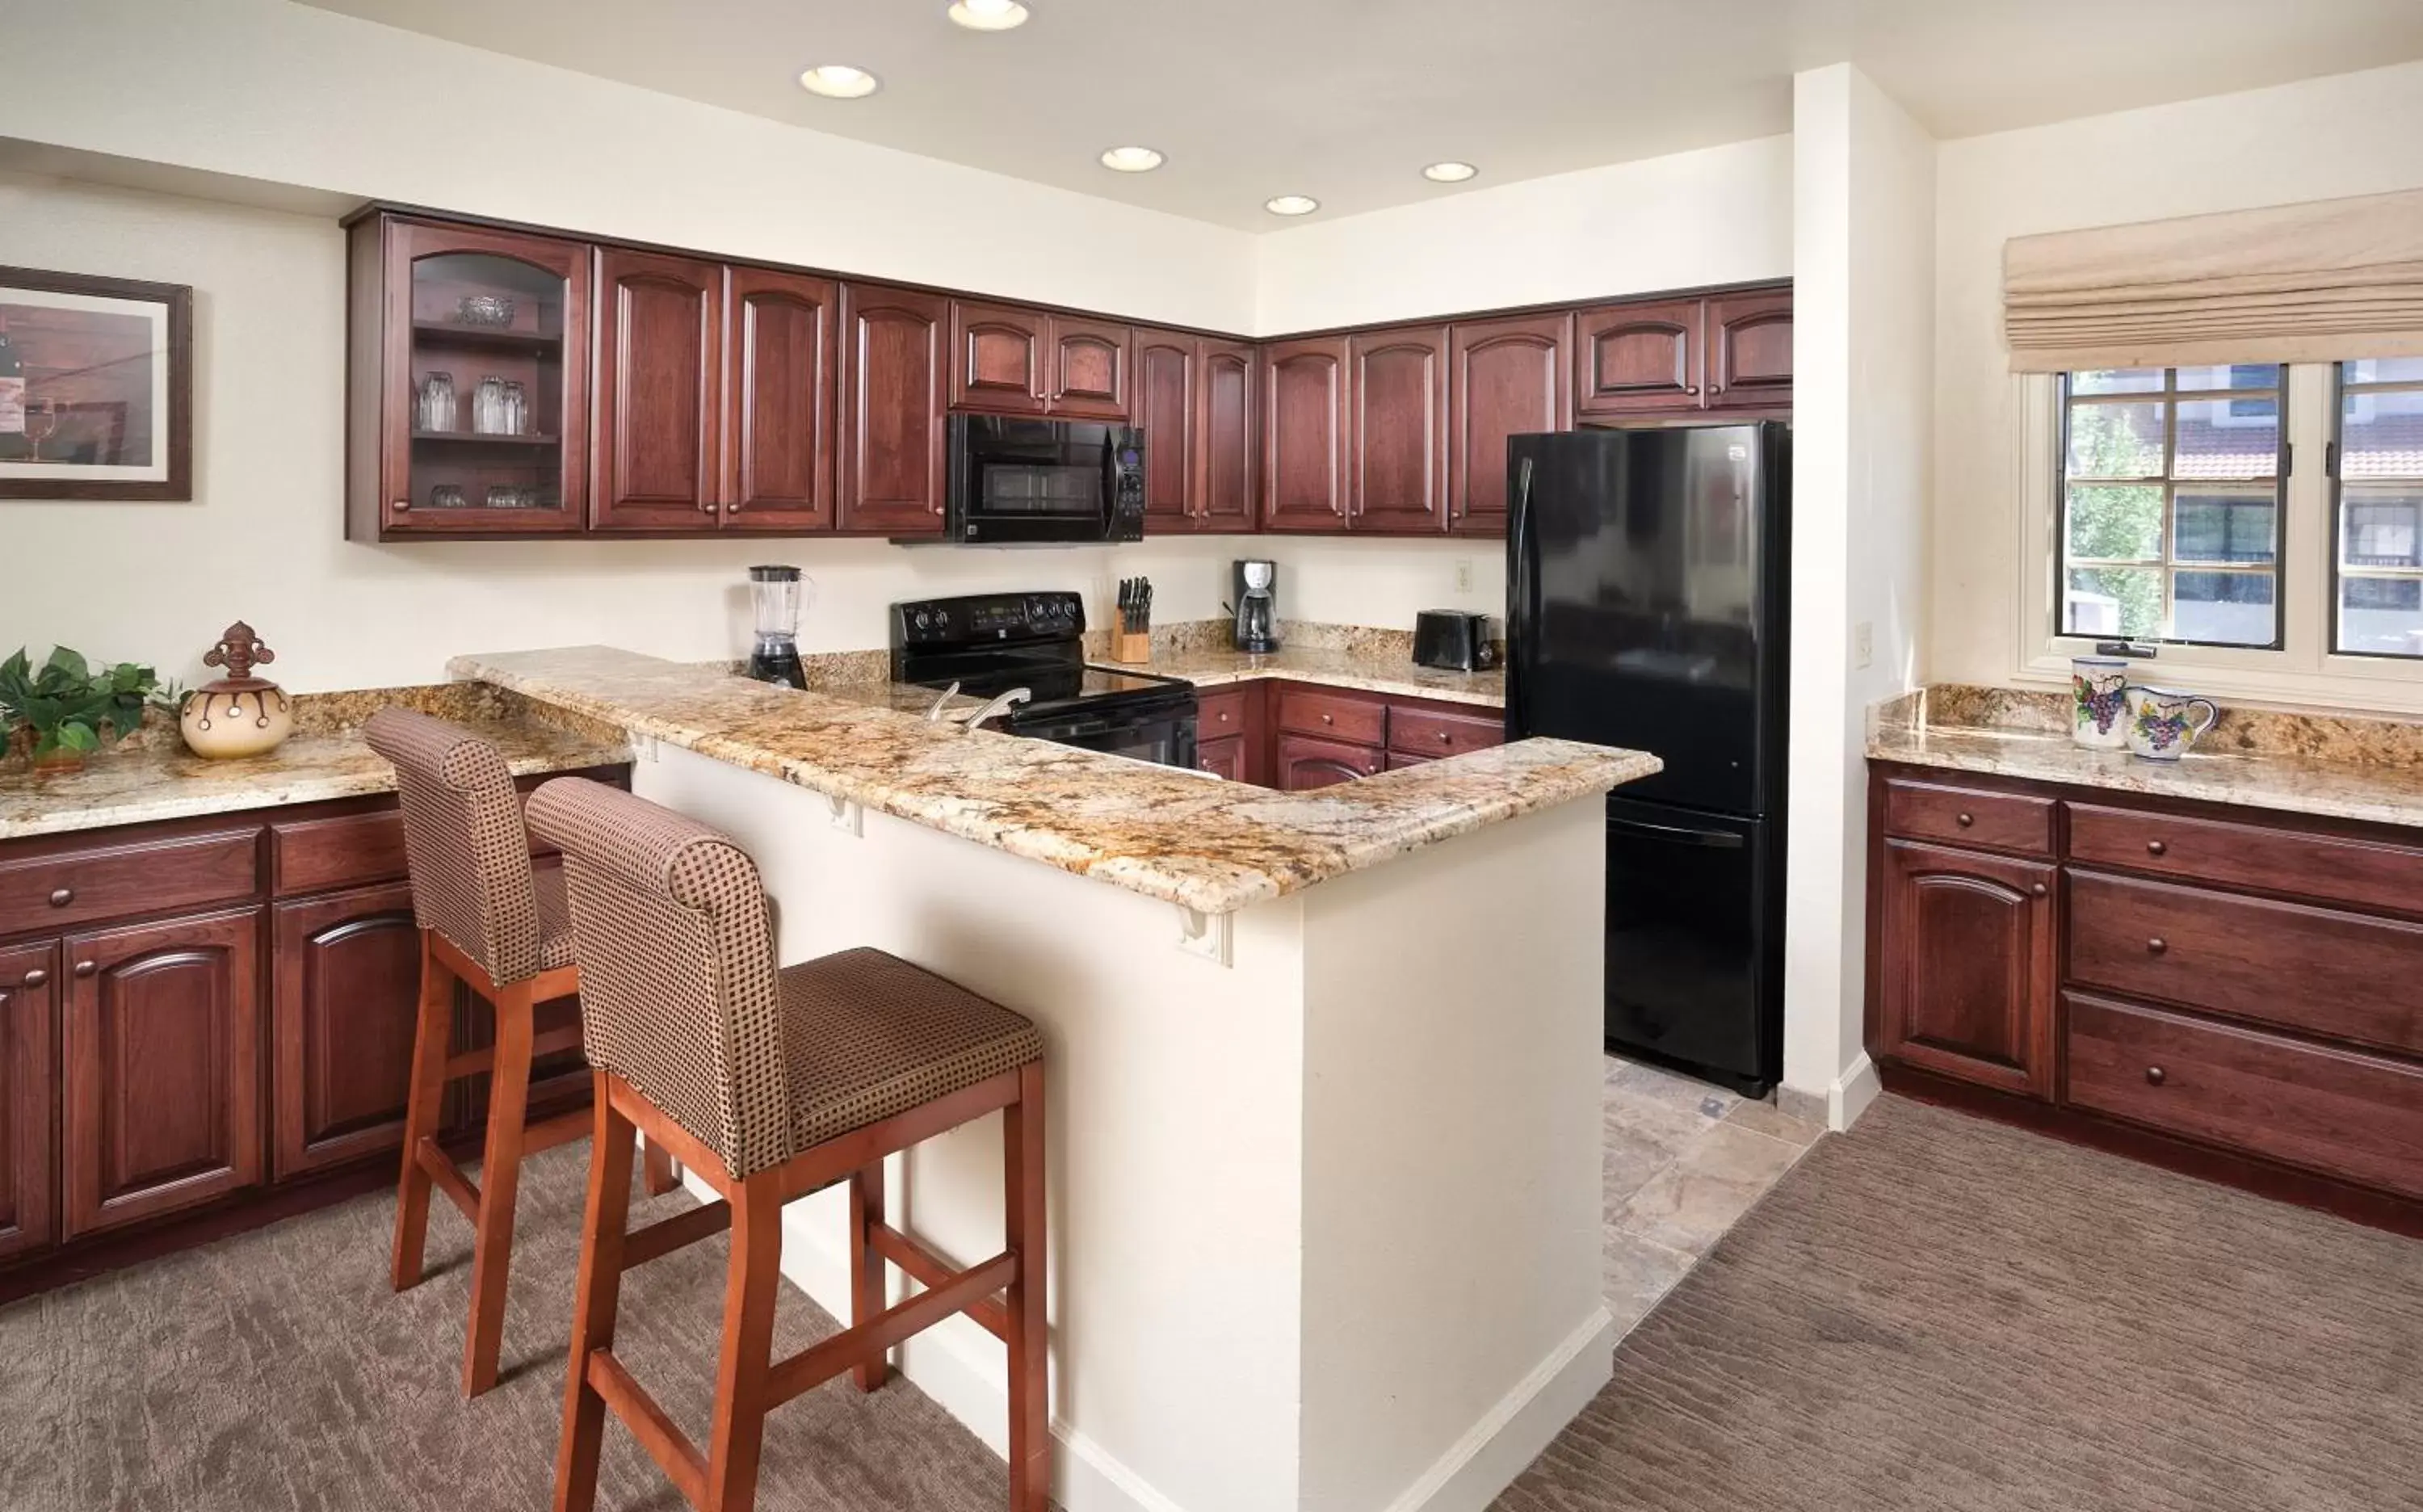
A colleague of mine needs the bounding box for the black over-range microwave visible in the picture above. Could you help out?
[935,414,1146,544]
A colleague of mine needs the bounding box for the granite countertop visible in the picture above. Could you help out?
[1114,645,1505,708]
[0,685,632,842]
[1867,684,2423,831]
[452,646,1651,915]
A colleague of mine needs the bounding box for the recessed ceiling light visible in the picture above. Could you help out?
[1265,195,1320,216]
[947,0,1031,29]
[797,64,880,99]
[1422,161,1478,183]
[1099,145,1165,173]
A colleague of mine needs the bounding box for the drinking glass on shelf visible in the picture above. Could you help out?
[502,380,527,436]
[472,376,507,435]
[430,484,467,509]
[418,371,456,433]
[485,484,527,508]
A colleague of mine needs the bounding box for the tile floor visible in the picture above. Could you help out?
[1598,1054,1825,1334]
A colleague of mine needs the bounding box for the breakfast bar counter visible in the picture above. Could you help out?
[453,643,1653,1512]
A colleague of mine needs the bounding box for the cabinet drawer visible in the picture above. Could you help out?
[1195,686,1249,741]
[0,828,260,938]
[2067,870,2423,1056]
[1388,704,1504,758]
[271,810,409,897]
[1275,686,1385,746]
[1881,779,2054,857]
[2068,801,2423,918]
[2065,992,2423,1200]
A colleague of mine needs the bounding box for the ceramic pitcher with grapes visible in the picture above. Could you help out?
[2070,656,2129,750]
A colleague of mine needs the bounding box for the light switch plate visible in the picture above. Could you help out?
[1854,621,1874,669]
[1454,559,1473,594]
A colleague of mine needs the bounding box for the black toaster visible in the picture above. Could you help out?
[1413,610,1497,672]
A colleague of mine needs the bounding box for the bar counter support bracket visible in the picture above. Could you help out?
[1175,905,1232,967]
[825,795,863,837]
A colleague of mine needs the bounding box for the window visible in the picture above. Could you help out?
[2058,365,2284,648]
[2333,358,2423,657]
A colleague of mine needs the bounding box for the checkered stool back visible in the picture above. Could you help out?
[365,707,546,986]
[523,777,794,1178]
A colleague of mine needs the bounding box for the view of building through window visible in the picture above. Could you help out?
[2336,357,2423,657]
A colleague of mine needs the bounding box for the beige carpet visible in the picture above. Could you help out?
[1495,1094,2423,1512]
[0,1144,1012,1512]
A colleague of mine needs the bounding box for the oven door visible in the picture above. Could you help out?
[1016,700,1199,769]
[947,415,1141,544]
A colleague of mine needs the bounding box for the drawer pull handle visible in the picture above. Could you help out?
[1321,713,1334,724]
[2147,937,2168,955]
[2146,838,2167,856]
[1438,731,1453,743]
[2144,1065,2167,1086]
[1955,812,1974,828]
[2030,882,2047,897]
[19,968,46,989]
[48,886,73,907]
[73,960,97,978]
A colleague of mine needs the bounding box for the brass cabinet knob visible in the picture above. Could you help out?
[2148,938,2168,955]
[2030,882,2047,897]
[2145,1065,2167,1086]
[48,886,73,907]
[1955,812,1975,827]
[2147,838,2168,856]
[393,498,411,512]
[1437,731,1453,743]
[1321,713,1334,724]
[1683,384,1699,396]
[19,969,45,989]
[73,960,97,978]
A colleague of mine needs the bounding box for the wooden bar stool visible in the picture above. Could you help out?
[525,777,1050,1512]
[366,708,677,1398]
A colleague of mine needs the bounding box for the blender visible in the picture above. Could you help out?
[746,565,808,687]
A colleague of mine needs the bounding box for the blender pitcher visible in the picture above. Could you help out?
[746,565,808,687]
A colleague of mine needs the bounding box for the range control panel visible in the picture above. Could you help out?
[891,592,1086,649]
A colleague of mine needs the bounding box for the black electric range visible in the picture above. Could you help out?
[890,592,1199,769]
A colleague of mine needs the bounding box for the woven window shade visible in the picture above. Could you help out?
[2003,187,2423,373]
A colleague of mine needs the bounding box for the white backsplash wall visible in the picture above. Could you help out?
[0,172,1500,694]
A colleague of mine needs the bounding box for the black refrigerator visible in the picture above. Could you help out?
[1505,422,1789,1096]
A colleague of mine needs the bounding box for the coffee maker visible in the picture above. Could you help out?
[1231,559,1279,654]
[745,565,807,687]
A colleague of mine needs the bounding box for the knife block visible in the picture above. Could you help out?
[1111,627,1152,664]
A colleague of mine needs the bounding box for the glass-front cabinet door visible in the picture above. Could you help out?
[376,219,590,534]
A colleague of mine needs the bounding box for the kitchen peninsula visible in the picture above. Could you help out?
[452,645,1657,1512]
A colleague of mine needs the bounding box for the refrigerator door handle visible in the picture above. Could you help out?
[1506,455,1535,740]
[1606,815,1746,849]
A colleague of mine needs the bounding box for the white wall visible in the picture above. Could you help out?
[1930,57,2423,689]
[1780,65,1934,1118]
[1253,136,1794,333]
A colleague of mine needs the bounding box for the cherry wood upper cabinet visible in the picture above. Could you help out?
[357,216,593,539]
[1575,298,1703,417]
[1450,313,1570,536]
[1350,327,1451,534]
[1875,840,2057,1100]
[723,267,836,531]
[1706,290,1794,411]
[61,907,262,1239]
[1132,329,1195,529]
[590,248,722,531]
[838,284,950,536]
[1048,316,1132,420]
[950,300,1048,415]
[1197,338,1258,532]
[1262,336,1351,532]
[271,884,421,1181]
[0,940,56,1263]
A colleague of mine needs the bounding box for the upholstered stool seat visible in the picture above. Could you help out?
[527,777,1051,1512]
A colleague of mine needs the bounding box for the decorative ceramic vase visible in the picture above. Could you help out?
[2123,685,2219,762]
[2069,656,2130,750]
[179,621,294,760]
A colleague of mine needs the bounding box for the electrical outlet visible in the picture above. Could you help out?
[1854,621,1874,670]
[1453,559,1473,594]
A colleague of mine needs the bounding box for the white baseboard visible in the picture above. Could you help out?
[1378,1306,1616,1512]
[1831,1053,1882,1130]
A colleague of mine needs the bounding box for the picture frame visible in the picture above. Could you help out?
[0,264,193,501]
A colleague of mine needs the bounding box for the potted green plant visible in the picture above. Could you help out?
[0,646,168,771]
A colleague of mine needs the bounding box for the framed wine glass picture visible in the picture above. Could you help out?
[0,265,192,500]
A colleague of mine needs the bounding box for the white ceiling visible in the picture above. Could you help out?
[297,0,2423,231]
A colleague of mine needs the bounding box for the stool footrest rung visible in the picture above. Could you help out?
[417,1138,480,1221]
[523,1107,593,1156]
[871,1223,1010,1341]
[624,1199,732,1268]
[442,1022,585,1083]
[586,1348,705,1506]
[765,1250,1017,1410]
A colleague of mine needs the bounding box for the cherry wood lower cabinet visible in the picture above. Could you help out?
[0,762,628,1294]
[1867,760,2423,1229]
[1216,681,1502,792]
